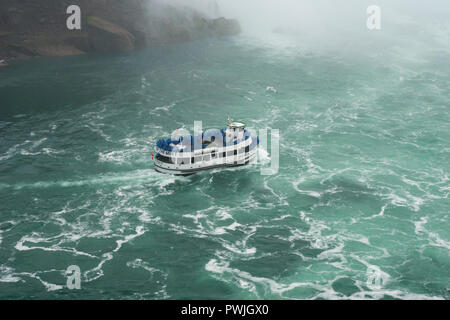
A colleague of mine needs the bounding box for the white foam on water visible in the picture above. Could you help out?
[427,232,450,250]
[0,140,35,161]
[205,259,320,298]
[31,137,47,149]
[126,258,168,280]
[414,217,450,250]
[14,233,97,258]
[141,76,150,89]
[221,243,256,255]
[83,119,111,142]
[168,223,204,237]
[348,290,444,300]
[152,102,176,114]
[0,265,21,283]
[42,148,65,156]
[218,221,241,233]
[401,175,423,190]
[138,209,161,224]
[216,208,233,221]
[9,184,154,288]
[19,150,41,156]
[84,226,146,282]
[2,169,181,191]
[341,233,371,246]
[414,217,428,234]
[262,178,289,206]
[292,178,321,198]
[23,272,64,292]
[81,107,107,120]
[179,205,245,238]
[257,147,271,166]
[317,244,347,270]
[116,226,145,252]
[1,267,66,292]
[271,214,292,222]
[385,191,424,212]
[213,221,241,236]
[98,150,137,163]
[364,204,388,220]
[350,255,391,289]
[290,211,333,250]
[183,213,208,224]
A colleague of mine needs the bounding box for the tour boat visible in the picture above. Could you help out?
[153,118,259,176]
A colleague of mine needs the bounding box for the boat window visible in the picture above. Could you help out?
[156,154,173,164]
[223,152,226,158]
[245,146,250,153]
[191,157,194,163]
[227,151,234,157]
[211,152,216,158]
[234,150,237,155]
[177,158,190,165]
[195,156,202,162]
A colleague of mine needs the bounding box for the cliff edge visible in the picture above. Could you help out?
[0,0,241,60]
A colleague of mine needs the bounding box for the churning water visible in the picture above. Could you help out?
[0,26,449,299]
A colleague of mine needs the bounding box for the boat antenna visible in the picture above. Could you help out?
[227,115,231,126]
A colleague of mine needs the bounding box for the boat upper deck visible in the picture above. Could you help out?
[156,128,252,153]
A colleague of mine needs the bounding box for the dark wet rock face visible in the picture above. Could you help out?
[0,0,241,60]
[87,16,136,52]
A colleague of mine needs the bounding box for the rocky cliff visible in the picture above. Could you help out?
[0,0,241,60]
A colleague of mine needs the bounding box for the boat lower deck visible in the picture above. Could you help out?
[154,150,257,176]
[155,161,251,176]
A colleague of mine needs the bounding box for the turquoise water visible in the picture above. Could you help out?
[0,32,449,299]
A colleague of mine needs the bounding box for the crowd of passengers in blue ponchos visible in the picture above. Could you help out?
[156,129,257,152]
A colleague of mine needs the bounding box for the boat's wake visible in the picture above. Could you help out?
[0,169,187,191]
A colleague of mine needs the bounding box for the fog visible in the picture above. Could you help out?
[150,0,450,50]
[215,0,450,32]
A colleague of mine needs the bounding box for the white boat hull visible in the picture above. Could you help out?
[154,121,259,176]
[154,148,257,176]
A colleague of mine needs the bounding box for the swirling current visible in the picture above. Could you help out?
[0,31,449,299]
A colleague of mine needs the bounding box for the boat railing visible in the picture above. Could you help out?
[155,133,252,156]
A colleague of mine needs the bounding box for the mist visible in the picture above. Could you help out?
[216,0,450,32]
[160,0,450,31]
[151,0,450,52]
